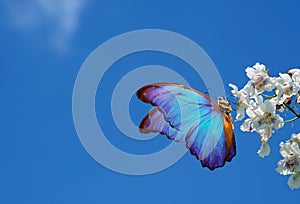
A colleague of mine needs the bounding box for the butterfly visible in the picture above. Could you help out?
[136,82,236,170]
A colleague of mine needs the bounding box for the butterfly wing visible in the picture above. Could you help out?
[136,82,236,170]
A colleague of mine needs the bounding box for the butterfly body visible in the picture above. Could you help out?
[136,83,236,170]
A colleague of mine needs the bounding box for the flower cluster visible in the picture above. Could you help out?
[276,133,300,189]
[230,63,300,189]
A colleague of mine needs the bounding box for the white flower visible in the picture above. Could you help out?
[251,100,284,131]
[276,135,300,189]
[241,100,284,157]
[232,64,300,189]
[286,69,300,104]
[291,70,300,84]
[273,73,299,105]
[256,127,272,158]
[276,141,300,175]
[229,83,251,121]
[292,133,300,145]
[287,68,300,77]
[229,83,239,97]
[258,126,273,142]
[257,142,270,158]
[239,99,260,132]
[240,118,253,132]
[245,63,276,97]
[288,174,300,190]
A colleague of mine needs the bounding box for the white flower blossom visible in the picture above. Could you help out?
[231,63,300,190]
[245,63,276,97]
[229,83,251,121]
[251,100,284,131]
[241,99,284,157]
[276,141,300,175]
[276,135,300,189]
[287,68,300,78]
[292,133,300,145]
[288,174,300,190]
[239,98,260,131]
[240,118,253,132]
[257,142,270,158]
[273,73,299,105]
[287,69,300,104]
[291,70,300,84]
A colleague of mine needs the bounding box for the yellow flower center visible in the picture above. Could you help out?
[262,112,272,125]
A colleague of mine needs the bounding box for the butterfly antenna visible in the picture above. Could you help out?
[204,88,219,99]
[203,87,211,96]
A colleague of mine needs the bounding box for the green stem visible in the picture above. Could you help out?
[284,117,299,123]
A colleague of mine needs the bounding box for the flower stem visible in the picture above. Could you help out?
[284,117,299,123]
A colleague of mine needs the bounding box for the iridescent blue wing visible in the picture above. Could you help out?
[136,82,236,170]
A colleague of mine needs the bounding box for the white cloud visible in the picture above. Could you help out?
[3,0,87,54]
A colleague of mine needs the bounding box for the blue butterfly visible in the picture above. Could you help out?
[136,82,236,170]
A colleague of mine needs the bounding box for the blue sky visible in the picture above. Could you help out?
[1,0,300,203]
